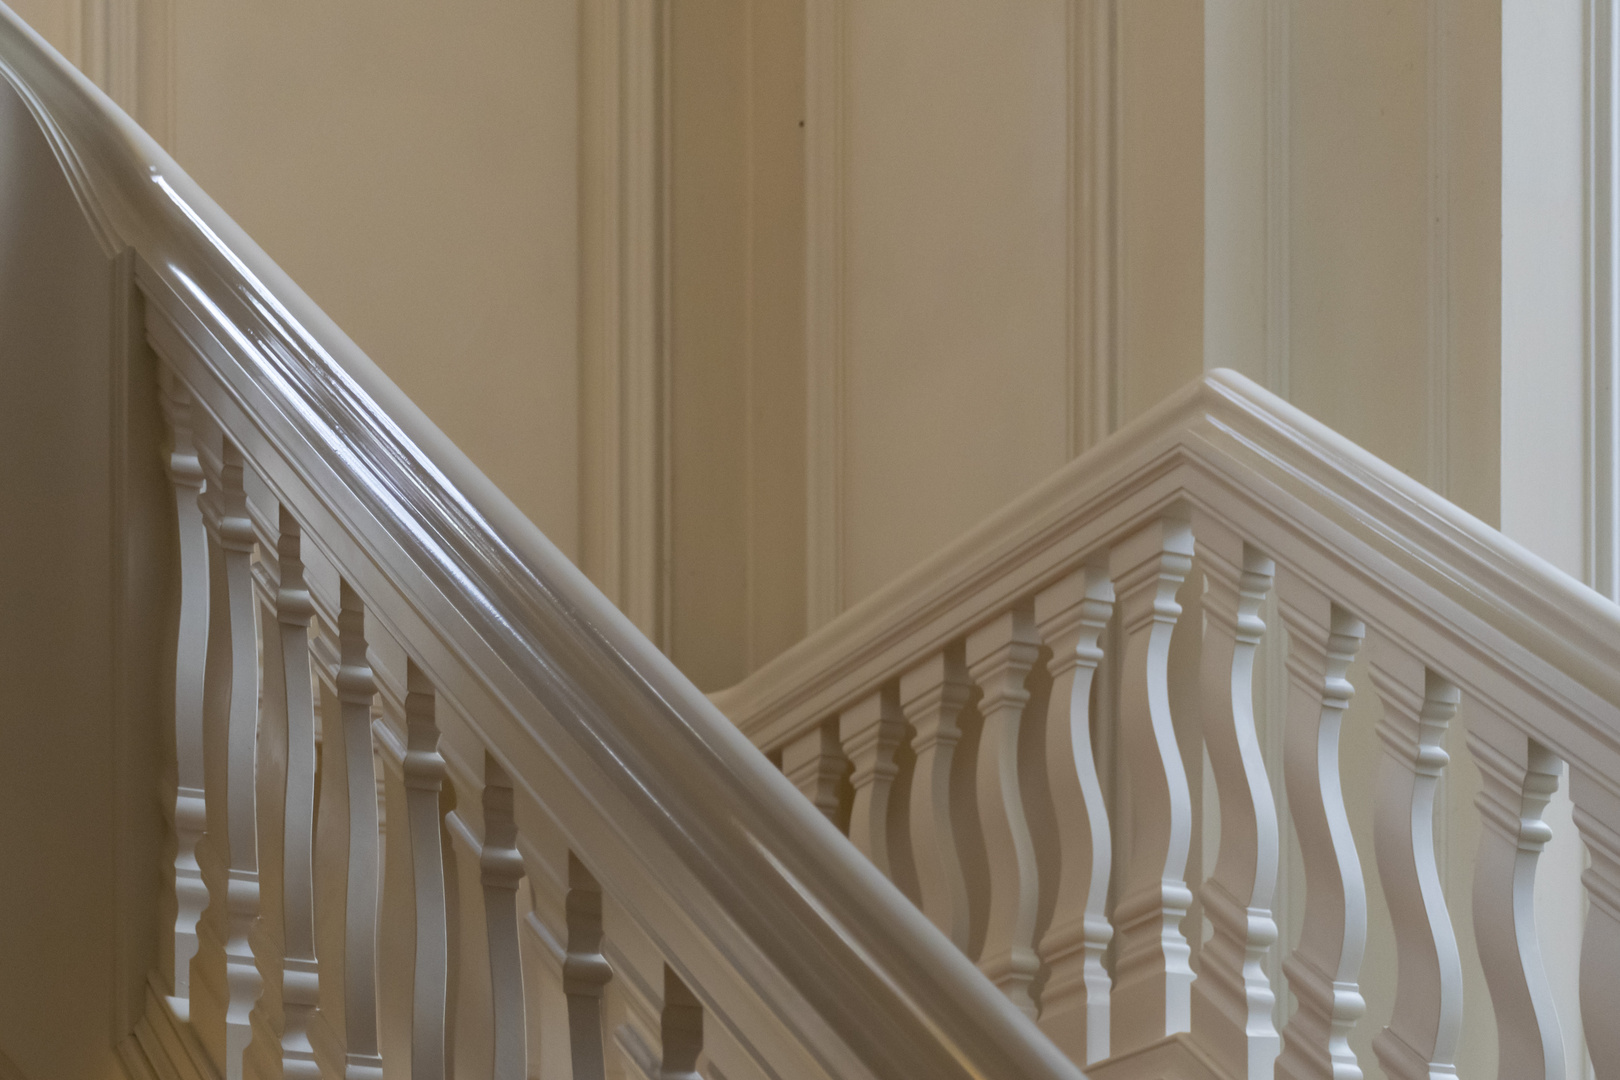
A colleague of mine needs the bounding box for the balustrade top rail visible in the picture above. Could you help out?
[713,369,1620,774]
[0,6,1084,1079]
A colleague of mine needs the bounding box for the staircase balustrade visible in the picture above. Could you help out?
[2,1,1619,1077]
[714,375,1620,1079]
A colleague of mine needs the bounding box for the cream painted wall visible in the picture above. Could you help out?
[159,0,582,560]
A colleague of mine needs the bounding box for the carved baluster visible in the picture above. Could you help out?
[1032,564,1114,1064]
[158,367,209,1000]
[1367,644,1463,1080]
[1571,767,1620,1078]
[661,968,703,1080]
[269,509,321,1078]
[839,688,910,885]
[337,581,384,1080]
[1467,709,1565,1080]
[1274,577,1367,1080]
[901,651,975,949]
[1107,515,1196,1054]
[403,663,450,1080]
[966,608,1043,1014]
[481,756,528,1080]
[1190,523,1280,1080]
[782,720,847,826]
[564,854,611,1080]
[189,436,264,1080]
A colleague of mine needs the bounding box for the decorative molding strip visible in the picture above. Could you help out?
[1264,0,1290,399]
[1590,0,1620,599]
[805,0,847,630]
[580,0,667,644]
[1069,0,1121,457]
[77,0,136,111]
[1425,0,1452,499]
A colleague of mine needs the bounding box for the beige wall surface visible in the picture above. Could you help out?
[163,0,582,560]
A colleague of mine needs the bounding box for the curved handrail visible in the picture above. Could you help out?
[0,6,1087,1079]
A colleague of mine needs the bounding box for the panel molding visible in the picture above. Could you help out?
[1590,0,1620,599]
[77,0,136,111]
[1070,0,1121,457]
[580,0,669,645]
[1426,0,1453,499]
[804,0,846,631]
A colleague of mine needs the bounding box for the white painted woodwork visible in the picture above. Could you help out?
[838,687,910,888]
[659,969,703,1080]
[1367,645,1464,1080]
[965,607,1043,1015]
[781,721,846,826]
[900,651,976,950]
[1571,769,1620,1078]
[1466,709,1565,1080]
[480,756,528,1080]
[188,435,263,1080]
[403,662,450,1080]
[158,365,210,1001]
[1032,564,1115,1065]
[1274,575,1368,1080]
[563,855,611,1080]
[1189,520,1279,1080]
[1107,514,1197,1056]
[335,582,384,1080]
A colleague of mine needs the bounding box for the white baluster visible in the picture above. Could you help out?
[901,651,975,950]
[1275,577,1367,1080]
[839,688,910,886]
[336,582,384,1080]
[1467,709,1565,1080]
[782,720,847,825]
[404,662,449,1080]
[966,608,1043,1015]
[189,436,263,1080]
[481,756,528,1080]
[1190,522,1279,1080]
[265,508,321,1079]
[1107,514,1196,1055]
[661,968,703,1080]
[1032,564,1114,1064]
[1570,767,1620,1079]
[564,854,611,1080]
[158,366,209,1001]
[1367,644,1463,1080]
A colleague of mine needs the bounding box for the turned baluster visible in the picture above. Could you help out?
[1190,521,1280,1080]
[782,720,847,826]
[1367,643,1463,1080]
[661,968,703,1080]
[1467,709,1565,1080]
[403,662,450,1080]
[966,608,1043,1015]
[1570,768,1620,1078]
[158,367,209,1000]
[480,757,528,1080]
[564,854,612,1080]
[901,651,976,949]
[335,581,385,1080]
[189,435,263,1080]
[1032,563,1114,1064]
[839,687,911,889]
[1274,575,1367,1080]
[267,508,321,1079]
[1107,514,1196,1055]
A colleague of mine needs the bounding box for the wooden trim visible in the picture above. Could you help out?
[1070,0,1121,457]
[579,0,667,643]
[1426,0,1453,499]
[1590,0,1620,599]
[1264,0,1290,399]
[804,0,845,630]
[78,0,137,111]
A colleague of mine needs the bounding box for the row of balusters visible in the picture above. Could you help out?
[767,511,1620,1080]
[157,377,707,1080]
